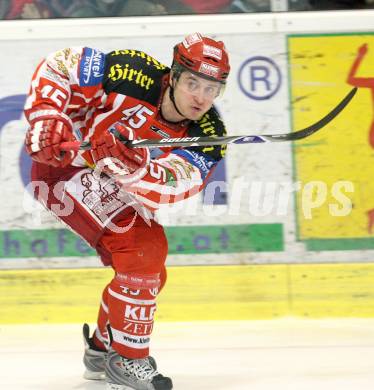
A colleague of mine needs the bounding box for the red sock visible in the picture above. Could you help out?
[93,284,110,351]
[107,272,160,359]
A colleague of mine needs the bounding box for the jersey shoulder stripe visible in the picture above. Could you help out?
[103,50,169,106]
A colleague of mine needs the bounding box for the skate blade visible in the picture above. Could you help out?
[106,382,134,390]
[83,369,105,380]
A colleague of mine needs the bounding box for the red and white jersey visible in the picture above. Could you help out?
[24,47,227,209]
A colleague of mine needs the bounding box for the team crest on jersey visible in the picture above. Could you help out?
[80,171,122,222]
[79,47,105,86]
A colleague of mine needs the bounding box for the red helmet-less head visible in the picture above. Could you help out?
[173,33,230,83]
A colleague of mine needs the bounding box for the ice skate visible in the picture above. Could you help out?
[83,323,107,380]
[105,349,172,390]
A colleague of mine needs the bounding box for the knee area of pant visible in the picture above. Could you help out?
[119,230,167,272]
[102,222,168,272]
[149,225,168,259]
[111,272,161,292]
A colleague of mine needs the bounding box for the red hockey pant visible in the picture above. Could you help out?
[31,162,168,358]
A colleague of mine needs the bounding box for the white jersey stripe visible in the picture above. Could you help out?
[87,94,126,140]
[101,299,109,314]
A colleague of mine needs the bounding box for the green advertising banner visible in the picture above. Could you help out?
[0,224,284,258]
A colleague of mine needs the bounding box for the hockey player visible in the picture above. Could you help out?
[24,33,230,390]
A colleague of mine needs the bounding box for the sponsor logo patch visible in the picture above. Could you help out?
[110,50,166,70]
[203,44,222,60]
[150,125,170,139]
[108,64,155,90]
[183,32,203,48]
[79,47,105,86]
[199,62,220,78]
[125,305,157,321]
[172,149,215,180]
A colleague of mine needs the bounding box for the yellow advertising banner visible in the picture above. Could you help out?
[288,34,374,248]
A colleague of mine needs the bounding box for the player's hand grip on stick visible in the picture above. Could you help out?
[89,123,150,177]
[60,87,357,151]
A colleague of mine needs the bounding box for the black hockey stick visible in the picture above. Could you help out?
[61,87,357,150]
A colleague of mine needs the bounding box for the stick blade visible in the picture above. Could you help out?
[262,87,357,142]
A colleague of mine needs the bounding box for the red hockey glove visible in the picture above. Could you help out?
[25,118,76,168]
[90,123,150,183]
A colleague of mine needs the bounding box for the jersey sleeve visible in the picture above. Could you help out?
[123,106,227,210]
[24,47,105,126]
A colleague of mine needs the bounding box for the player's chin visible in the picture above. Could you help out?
[186,107,208,120]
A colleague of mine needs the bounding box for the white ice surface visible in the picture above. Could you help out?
[1,319,374,390]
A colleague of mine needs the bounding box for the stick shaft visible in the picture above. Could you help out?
[60,87,357,151]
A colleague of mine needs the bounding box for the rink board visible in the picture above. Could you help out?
[1,263,374,324]
[289,34,374,242]
[2,15,374,269]
[2,14,374,324]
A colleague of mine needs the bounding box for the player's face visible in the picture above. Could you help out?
[174,71,222,120]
